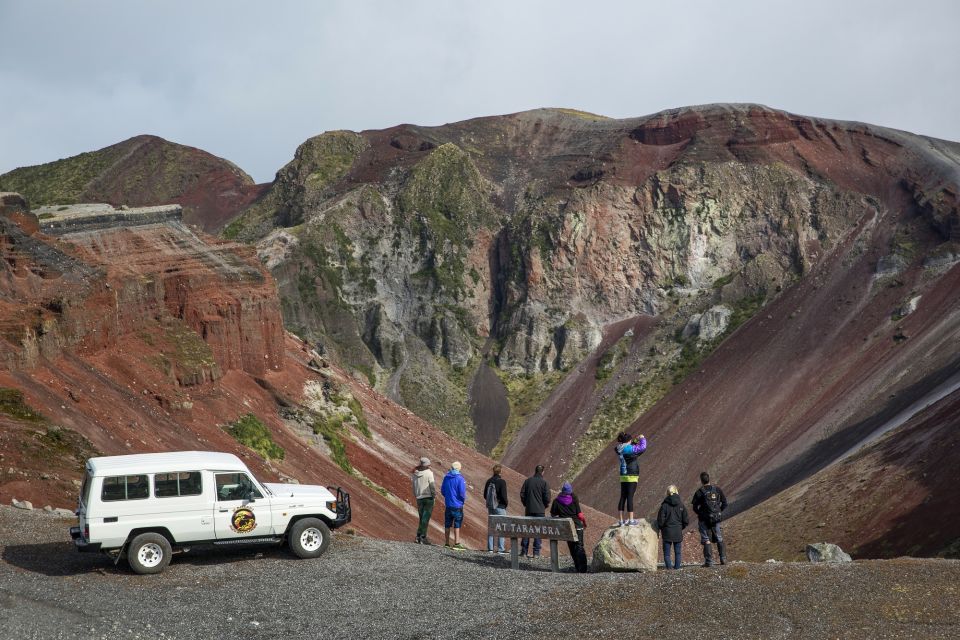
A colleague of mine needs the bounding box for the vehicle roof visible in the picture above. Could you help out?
[86,451,249,476]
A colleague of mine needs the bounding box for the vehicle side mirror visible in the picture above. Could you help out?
[246,491,257,502]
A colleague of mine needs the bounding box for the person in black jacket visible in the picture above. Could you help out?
[483,464,509,553]
[691,471,728,567]
[656,485,689,569]
[519,465,551,557]
[550,482,588,573]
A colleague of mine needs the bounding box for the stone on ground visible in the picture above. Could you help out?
[591,520,658,572]
[806,542,852,563]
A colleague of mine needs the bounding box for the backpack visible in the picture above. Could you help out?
[485,480,499,509]
[701,485,723,525]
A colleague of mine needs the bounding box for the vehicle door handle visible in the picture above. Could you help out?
[218,509,228,513]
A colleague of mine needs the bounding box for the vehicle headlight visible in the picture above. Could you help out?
[326,501,337,512]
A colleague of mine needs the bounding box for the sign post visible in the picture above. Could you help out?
[487,515,578,572]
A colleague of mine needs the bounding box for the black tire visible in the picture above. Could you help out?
[288,518,331,559]
[127,532,173,575]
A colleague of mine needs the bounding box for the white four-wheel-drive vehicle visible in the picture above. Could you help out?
[69,451,351,574]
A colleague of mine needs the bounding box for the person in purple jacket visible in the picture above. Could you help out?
[614,432,647,526]
[440,461,467,550]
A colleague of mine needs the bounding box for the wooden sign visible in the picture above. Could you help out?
[487,515,579,572]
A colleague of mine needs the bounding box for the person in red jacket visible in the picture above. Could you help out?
[550,482,588,573]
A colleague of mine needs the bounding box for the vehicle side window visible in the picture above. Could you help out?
[215,473,263,501]
[101,475,149,501]
[154,471,203,497]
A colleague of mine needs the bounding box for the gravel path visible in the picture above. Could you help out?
[1,506,958,639]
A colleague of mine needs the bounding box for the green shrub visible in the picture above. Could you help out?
[0,388,45,422]
[224,414,285,461]
[312,415,352,473]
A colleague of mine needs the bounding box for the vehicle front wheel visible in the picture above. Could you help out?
[288,518,331,559]
[127,532,173,575]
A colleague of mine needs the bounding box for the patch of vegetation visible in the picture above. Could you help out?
[398,143,494,297]
[397,355,475,445]
[713,271,737,289]
[224,414,285,461]
[551,108,610,121]
[669,293,766,384]
[297,131,367,194]
[312,413,352,473]
[36,212,55,220]
[596,335,631,382]
[354,363,376,388]
[0,144,128,205]
[221,190,280,242]
[0,388,45,422]
[21,425,100,471]
[889,228,920,261]
[144,318,218,385]
[346,396,371,438]
[490,369,566,459]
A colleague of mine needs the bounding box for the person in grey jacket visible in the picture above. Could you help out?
[411,457,436,545]
[519,465,551,557]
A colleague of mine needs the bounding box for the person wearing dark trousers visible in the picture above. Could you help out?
[691,471,728,567]
[615,432,647,526]
[411,456,436,544]
[519,465,551,557]
[550,482,589,573]
[483,464,509,553]
[656,484,689,569]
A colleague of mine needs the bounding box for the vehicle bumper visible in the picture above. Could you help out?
[330,487,351,529]
[69,526,102,553]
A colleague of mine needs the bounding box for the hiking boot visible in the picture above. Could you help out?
[415,536,423,544]
[497,549,509,554]
[452,543,467,551]
[421,537,432,546]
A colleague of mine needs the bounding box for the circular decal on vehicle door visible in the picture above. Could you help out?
[230,507,257,533]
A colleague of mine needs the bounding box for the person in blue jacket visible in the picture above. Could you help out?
[615,432,647,526]
[441,461,467,550]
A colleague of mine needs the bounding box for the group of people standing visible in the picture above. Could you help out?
[409,458,589,572]
[410,432,728,571]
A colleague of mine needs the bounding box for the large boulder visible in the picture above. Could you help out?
[698,305,732,341]
[591,521,658,572]
[806,542,852,563]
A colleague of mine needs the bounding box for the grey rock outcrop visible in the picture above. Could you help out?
[698,305,733,341]
[591,521,658,572]
[806,542,852,563]
[681,305,732,342]
[876,254,908,276]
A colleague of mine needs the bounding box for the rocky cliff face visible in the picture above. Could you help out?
[0,136,266,232]
[223,105,960,457]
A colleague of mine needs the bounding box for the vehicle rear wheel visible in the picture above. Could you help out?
[289,518,331,559]
[127,532,172,575]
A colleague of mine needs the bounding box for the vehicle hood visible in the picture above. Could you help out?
[264,483,336,502]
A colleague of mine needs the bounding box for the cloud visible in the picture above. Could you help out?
[1,0,958,182]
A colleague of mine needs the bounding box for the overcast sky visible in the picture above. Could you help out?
[1,1,958,183]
